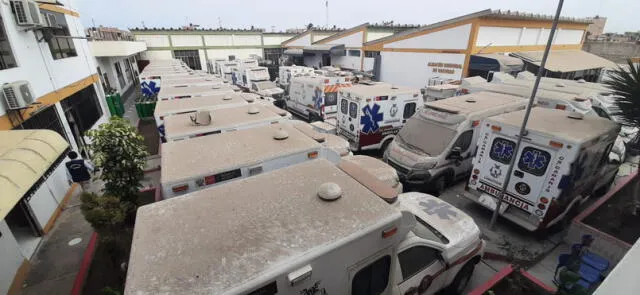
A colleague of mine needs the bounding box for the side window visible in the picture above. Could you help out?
[325,92,338,106]
[349,102,358,119]
[598,143,614,166]
[490,137,516,164]
[352,255,391,295]
[0,14,17,70]
[403,102,417,119]
[341,99,348,114]
[453,130,474,152]
[518,146,552,176]
[252,83,258,91]
[592,107,611,120]
[398,246,440,281]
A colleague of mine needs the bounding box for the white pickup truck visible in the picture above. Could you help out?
[126,159,485,295]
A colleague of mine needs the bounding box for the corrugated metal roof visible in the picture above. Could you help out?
[511,50,617,72]
[0,130,69,220]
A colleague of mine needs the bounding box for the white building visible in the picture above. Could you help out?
[130,28,295,69]
[88,27,147,96]
[361,9,614,88]
[0,1,110,293]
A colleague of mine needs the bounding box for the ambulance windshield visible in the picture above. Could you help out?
[397,116,457,156]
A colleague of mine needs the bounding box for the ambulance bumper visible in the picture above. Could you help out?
[463,189,540,232]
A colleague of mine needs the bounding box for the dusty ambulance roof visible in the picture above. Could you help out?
[161,123,320,184]
[163,104,286,140]
[341,82,419,98]
[158,84,235,98]
[343,155,399,189]
[160,77,224,87]
[425,91,524,115]
[126,159,398,295]
[470,82,588,102]
[489,108,619,142]
[154,93,251,117]
[496,78,599,96]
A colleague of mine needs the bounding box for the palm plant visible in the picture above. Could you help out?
[603,59,640,153]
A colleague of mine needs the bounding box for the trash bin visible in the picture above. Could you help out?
[114,93,125,117]
[105,94,117,117]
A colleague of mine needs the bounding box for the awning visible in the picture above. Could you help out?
[302,44,346,56]
[0,130,69,219]
[469,53,524,73]
[283,48,303,56]
[511,50,617,73]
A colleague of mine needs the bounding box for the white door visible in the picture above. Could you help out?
[396,245,447,295]
[450,129,475,178]
[349,253,393,295]
[508,142,557,215]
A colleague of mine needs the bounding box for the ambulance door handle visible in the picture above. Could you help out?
[402,119,406,123]
[514,170,524,178]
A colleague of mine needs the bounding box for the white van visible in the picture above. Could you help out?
[289,120,352,157]
[286,74,352,122]
[160,123,339,198]
[127,159,484,295]
[337,82,422,151]
[208,58,227,75]
[220,61,238,82]
[465,108,620,232]
[277,65,314,88]
[156,84,237,101]
[163,104,290,142]
[153,92,259,141]
[159,75,224,88]
[384,92,527,195]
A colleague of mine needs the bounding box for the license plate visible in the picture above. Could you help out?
[478,183,533,213]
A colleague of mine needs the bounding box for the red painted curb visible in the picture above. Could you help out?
[519,268,557,293]
[70,232,98,295]
[468,264,514,295]
[573,171,638,222]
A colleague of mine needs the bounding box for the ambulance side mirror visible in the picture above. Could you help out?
[448,147,462,161]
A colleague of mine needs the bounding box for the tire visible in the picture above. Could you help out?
[446,262,475,295]
[549,203,580,234]
[594,173,616,198]
[380,139,391,157]
[427,175,446,197]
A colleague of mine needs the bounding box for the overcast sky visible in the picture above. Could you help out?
[73,0,638,33]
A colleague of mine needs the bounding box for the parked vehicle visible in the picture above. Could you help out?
[289,120,352,158]
[127,159,484,295]
[220,61,238,82]
[465,108,621,232]
[160,75,225,88]
[208,58,227,75]
[162,104,290,142]
[277,65,314,89]
[337,82,421,152]
[233,66,285,102]
[153,92,259,141]
[384,92,527,195]
[285,74,352,122]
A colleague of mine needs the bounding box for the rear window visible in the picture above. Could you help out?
[403,103,417,119]
[341,99,348,114]
[325,92,338,106]
[490,137,516,165]
[518,146,551,176]
[351,255,391,295]
[349,102,358,119]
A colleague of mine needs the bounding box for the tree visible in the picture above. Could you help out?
[86,116,149,204]
[307,23,314,30]
[603,59,640,153]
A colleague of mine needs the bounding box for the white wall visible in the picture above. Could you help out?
[366,31,393,42]
[0,220,25,295]
[312,32,335,42]
[325,31,363,47]
[263,35,293,46]
[204,35,233,46]
[28,181,59,230]
[286,34,311,47]
[332,55,361,70]
[170,35,203,47]
[379,51,466,88]
[232,34,262,46]
[142,50,173,60]
[476,26,585,47]
[384,24,471,50]
[206,48,262,59]
[134,35,170,47]
[363,57,375,71]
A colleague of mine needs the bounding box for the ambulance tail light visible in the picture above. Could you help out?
[555,104,567,110]
[472,120,480,127]
[472,174,478,180]
[382,227,398,239]
[491,125,502,132]
[460,88,469,94]
[539,197,549,204]
[473,169,480,174]
[537,203,546,210]
[204,175,216,185]
[172,184,189,193]
[324,79,330,84]
[549,141,564,148]
[308,151,319,159]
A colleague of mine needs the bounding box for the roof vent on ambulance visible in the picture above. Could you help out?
[189,110,212,126]
[273,128,289,140]
[568,112,584,120]
[247,106,260,114]
[555,82,566,87]
[223,95,232,100]
[465,98,477,103]
[317,182,342,201]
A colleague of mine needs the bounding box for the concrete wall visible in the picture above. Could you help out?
[206,48,263,60]
[263,35,291,46]
[135,35,170,47]
[325,31,363,47]
[142,50,173,60]
[332,55,361,70]
[170,35,203,47]
[385,24,471,50]
[233,34,262,46]
[204,35,233,46]
[286,34,312,47]
[96,56,137,94]
[379,51,466,88]
[583,41,640,63]
[366,31,393,42]
[0,220,24,295]
[312,32,335,42]
[476,26,584,47]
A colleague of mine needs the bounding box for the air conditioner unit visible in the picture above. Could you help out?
[10,0,44,27]
[2,81,35,110]
[43,12,57,28]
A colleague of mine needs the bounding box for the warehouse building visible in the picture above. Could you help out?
[0,1,111,293]
[285,23,418,71]
[362,9,616,88]
[130,28,295,69]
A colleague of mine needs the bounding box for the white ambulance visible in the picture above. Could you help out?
[465,108,621,232]
[289,120,352,157]
[153,93,259,141]
[285,74,352,122]
[208,58,227,75]
[162,104,290,142]
[220,61,238,82]
[159,75,225,88]
[337,82,422,151]
[127,159,485,295]
[384,92,527,195]
[277,65,314,89]
[156,84,237,101]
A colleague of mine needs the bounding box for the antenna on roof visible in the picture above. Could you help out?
[325,1,329,28]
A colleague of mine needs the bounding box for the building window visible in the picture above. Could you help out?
[60,85,103,135]
[15,105,68,141]
[364,51,380,58]
[114,61,125,89]
[0,15,16,70]
[43,11,77,60]
[174,50,201,70]
[348,50,361,57]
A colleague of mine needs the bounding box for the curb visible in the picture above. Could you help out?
[70,232,98,295]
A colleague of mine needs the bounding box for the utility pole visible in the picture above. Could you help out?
[218,17,222,29]
[489,0,565,230]
[325,1,329,28]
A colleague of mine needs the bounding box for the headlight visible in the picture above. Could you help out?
[414,162,437,170]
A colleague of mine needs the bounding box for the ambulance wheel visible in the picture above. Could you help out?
[594,174,616,198]
[446,262,475,295]
[308,112,321,122]
[380,139,391,156]
[427,176,446,197]
[549,204,581,234]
